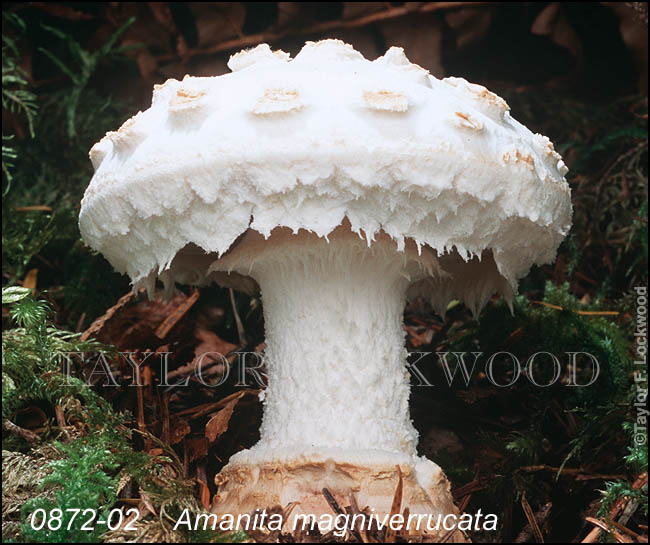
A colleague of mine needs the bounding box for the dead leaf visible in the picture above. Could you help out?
[14,406,47,431]
[148,2,177,32]
[30,2,94,20]
[170,417,191,445]
[119,508,139,531]
[136,49,158,79]
[186,436,208,462]
[531,3,582,59]
[176,33,189,58]
[603,2,649,94]
[193,328,237,358]
[190,2,246,47]
[23,268,38,291]
[138,491,157,517]
[275,2,305,29]
[445,6,493,49]
[205,393,243,443]
[380,12,444,77]
[191,328,237,365]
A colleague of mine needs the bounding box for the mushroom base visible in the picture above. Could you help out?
[212,456,468,542]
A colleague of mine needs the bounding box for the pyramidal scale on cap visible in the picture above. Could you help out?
[80,39,572,540]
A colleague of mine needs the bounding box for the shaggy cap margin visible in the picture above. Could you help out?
[79,39,572,315]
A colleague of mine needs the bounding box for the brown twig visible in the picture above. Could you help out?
[165,349,235,381]
[229,288,247,347]
[458,493,473,514]
[584,517,633,543]
[597,142,647,198]
[75,311,86,333]
[3,418,39,442]
[515,501,552,543]
[518,465,626,481]
[322,487,345,516]
[174,389,259,420]
[154,288,199,339]
[54,405,66,428]
[136,381,149,449]
[581,472,648,543]
[521,491,545,543]
[452,478,484,499]
[441,526,461,543]
[153,2,491,62]
[385,466,403,542]
[529,300,619,316]
[182,436,189,479]
[81,289,138,341]
[160,390,170,445]
[14,205,53,212]
[28,2,94,21]
[348,493,371,543]
[607,519,647,542]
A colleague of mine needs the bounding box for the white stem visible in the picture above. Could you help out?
[237,234,426,461]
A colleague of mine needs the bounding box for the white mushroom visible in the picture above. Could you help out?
[79,39,572,540]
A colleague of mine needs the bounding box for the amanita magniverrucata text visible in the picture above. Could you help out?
[80,40,572,541]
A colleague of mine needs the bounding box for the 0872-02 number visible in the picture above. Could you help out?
[29,508,139,532]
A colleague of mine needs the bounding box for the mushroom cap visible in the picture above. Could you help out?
[79,39,572,313]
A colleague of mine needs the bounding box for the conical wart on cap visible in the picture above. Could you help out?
[79,39,572,316]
